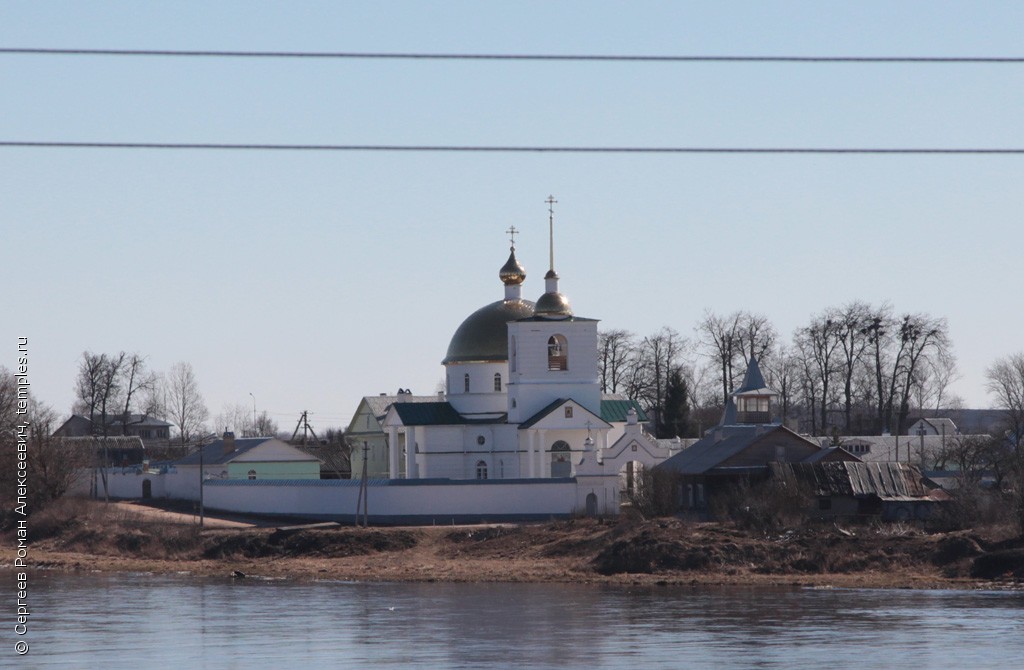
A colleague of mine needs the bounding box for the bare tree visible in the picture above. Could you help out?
[833,301,871,431]
[214,403,252,436]
[637,327,687,424]
[117,352,156,432]
[762,344,798,426]
[793,332,823,435]
[862,304,896,433]
[736,312,777,366]
[140,372,168,419]
[797,311,844,435]
[892,314,950,433]
[75,351,126,435]
[987,353,1024,453]
[0,367,17,435]
[916,347,960,414]
[253,411,279,437]
[598,329,635,394]
[697,310,744,405]
[165,362,209,446]
[214,403,281,438]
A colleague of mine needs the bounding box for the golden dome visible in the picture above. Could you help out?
[443,299,536,364]
[535,290,573,319]
[499,247,526,286]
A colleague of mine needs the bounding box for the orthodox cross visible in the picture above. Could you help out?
[545,195,558,271]
[505,225,519,247]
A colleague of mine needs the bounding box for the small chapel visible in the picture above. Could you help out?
[355,201,674,509]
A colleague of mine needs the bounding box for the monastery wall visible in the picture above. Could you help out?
[202,478,580,524]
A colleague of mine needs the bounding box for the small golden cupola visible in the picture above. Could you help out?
[499,226,527,300]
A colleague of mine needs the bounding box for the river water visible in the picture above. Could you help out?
[11,571,1024,669]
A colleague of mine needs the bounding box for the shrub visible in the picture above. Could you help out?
[710,477,812,532]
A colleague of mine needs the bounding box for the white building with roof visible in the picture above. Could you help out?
[362,207,677,513]
[98,206,677,520]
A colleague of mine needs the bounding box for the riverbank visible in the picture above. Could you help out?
[5,499,1024,589]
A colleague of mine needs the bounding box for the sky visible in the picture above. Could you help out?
[3,1,1022,432]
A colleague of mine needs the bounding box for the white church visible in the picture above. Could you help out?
[355,203,677,514]
[99,204,678,521]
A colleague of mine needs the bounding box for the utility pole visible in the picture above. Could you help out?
[355,440,369,527]
[249,392,256,435]
[291,411,321,449]
[199,439,205,528]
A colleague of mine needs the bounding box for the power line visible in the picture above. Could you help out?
[2,48,1024,63]
[2,141,1023,155]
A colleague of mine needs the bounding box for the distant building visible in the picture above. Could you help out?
[658,357,855,512]
[346,391,440,480]
[175,432,322,481]
[907,417,959,438]
[769,461,950,521]
[55,435,146,467]
[54,413,172,448]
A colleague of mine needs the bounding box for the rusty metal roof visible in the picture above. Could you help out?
[770,461,949,502]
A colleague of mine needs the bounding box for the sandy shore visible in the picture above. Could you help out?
[5,500,1022,590]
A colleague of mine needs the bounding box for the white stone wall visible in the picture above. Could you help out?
[75,468,628,521]
[203,478,582,522]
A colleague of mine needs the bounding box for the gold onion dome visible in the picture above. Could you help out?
[535,270,573,319]
[499,246,526,286]
[535,291,573,318]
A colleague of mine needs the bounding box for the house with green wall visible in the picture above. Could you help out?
[176,432,322,481]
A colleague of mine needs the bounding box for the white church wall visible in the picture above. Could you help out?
[202,478,581,523]
[444,361,509,415]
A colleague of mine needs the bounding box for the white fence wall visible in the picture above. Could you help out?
[80,469,597,523]
[72,467,201,501]
[203,478,579,523]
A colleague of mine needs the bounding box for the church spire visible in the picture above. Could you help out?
[546,195,557,278]
[535,195,573,319]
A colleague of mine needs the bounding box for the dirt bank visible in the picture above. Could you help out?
[4,499,1023,589]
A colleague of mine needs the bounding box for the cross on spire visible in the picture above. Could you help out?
[505,225,519,247]
[545,195,558,272]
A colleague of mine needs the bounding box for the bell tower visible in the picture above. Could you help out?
[506,197,600,423]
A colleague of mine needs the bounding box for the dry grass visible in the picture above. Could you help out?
[5,500,1023,588]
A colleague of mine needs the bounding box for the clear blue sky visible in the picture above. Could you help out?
[3,2,1022,431]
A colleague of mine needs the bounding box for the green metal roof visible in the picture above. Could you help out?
[599,399,648,423]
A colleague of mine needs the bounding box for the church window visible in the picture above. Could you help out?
[464,373,470,393]
[551,440,571,478]
[547,335,568,371]
[494,373,502,392]
[248,470,257,480]
[476,460,488,480]
[510,336,517,372]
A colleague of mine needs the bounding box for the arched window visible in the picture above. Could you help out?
[464,373,471,393]
[247,469,257,480]
[493,373,502,392]
[551,440,571,477]
[476,460,488,480]
[547,335,568,371]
